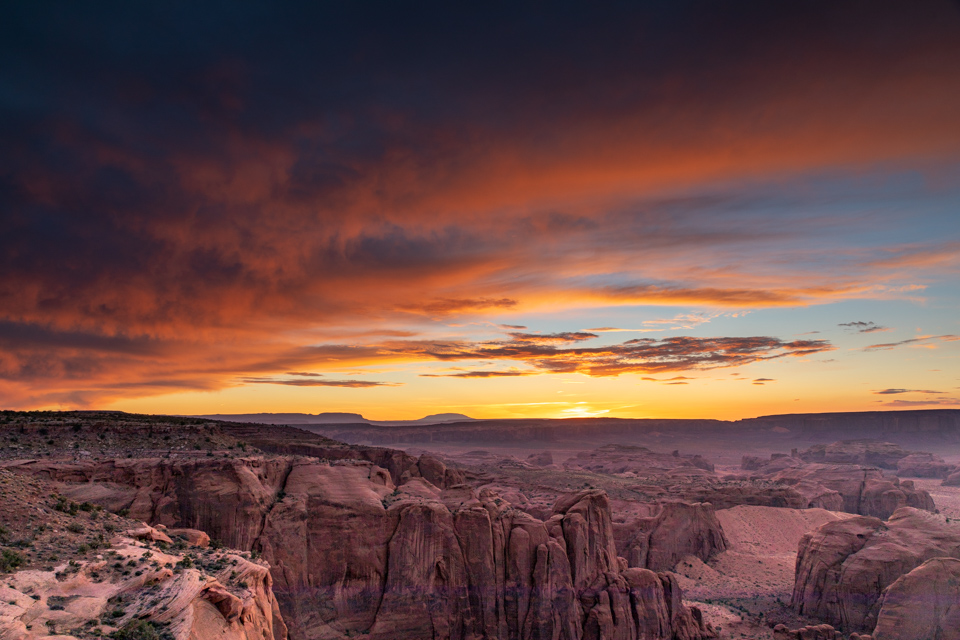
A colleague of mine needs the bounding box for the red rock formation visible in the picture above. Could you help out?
[798,440,911,469]
[872,557,960,640]
[896,452,956,478]
[613,501,728,571]
[945,469,960,486]
[792,507,960,632]
[771,463,934,518]
[565,444,715,476]
[0,535,286,640]
[6,456,715,640]
[773,623,842,639]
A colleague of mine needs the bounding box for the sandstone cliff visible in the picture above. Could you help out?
[797,440,911,469]
[613,501,727,572]
[765,463,934,519]
[6,456,715,640]
[872,556,960,640]
[792,507,960,632]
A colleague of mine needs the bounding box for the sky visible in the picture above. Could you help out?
[1,1,959,420]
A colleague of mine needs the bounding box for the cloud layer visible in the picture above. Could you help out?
[0,3,958,409]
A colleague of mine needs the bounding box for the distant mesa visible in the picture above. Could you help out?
[193,411,476,427]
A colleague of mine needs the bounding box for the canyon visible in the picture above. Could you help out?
[2,409,960,639]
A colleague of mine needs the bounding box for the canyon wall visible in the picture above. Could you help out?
[6,456,715,640]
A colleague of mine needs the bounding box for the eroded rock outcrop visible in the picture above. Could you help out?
[792,507,960,632]
[565,444,715,476]
[0,535,286,640]
[895,452,956,478]
[613,501,727,571]
[872,556,960,640]
[945,469,960,486]
[770,463,934,519]
[8,457,715,640]
[798,440,911,469]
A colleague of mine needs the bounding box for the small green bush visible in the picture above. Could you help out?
[111,619,161,640]
[0,549,24,572]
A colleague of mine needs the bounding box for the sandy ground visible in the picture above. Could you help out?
[911,478,960,519]
[675,505,856,639]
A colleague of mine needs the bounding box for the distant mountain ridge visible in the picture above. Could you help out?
[192,411,476,427]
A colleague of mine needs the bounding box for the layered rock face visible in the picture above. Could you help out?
[895,452,956,478]
[792,507,960,632]
[613,501,728,571]
[797,440,912,469]
[769,463,934,519]
[565,444,715,476]
[872,557,960,640]
[8,457,714,640]
[261,479,714,640]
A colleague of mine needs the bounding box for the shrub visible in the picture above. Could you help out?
[110,620,165,640]
[0,549,25,572]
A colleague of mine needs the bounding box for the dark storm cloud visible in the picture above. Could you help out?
[0,321,162,356]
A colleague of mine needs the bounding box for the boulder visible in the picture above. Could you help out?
[167,528,211,547]
[126,524,173,544]
[792,507,960,632]
[872,557,960,640]
[773,624,843,639]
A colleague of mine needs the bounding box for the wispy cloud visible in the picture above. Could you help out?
[839,321,890,334]
[864,335,959,351]
[420,370,535,378]
[377,333,834,377]
[878,398,960,408]
[872,388,943,395]
[240,377,401,388]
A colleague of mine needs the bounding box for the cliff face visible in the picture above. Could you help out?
[6,457,715,640]
[872,557,960,640]
[791,507,960,632]
[735,460,935,519]
[613,502,728,572]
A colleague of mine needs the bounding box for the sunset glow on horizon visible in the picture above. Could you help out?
[2,2,959,420]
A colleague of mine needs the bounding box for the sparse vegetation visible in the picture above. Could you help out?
[0,548,24,572]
